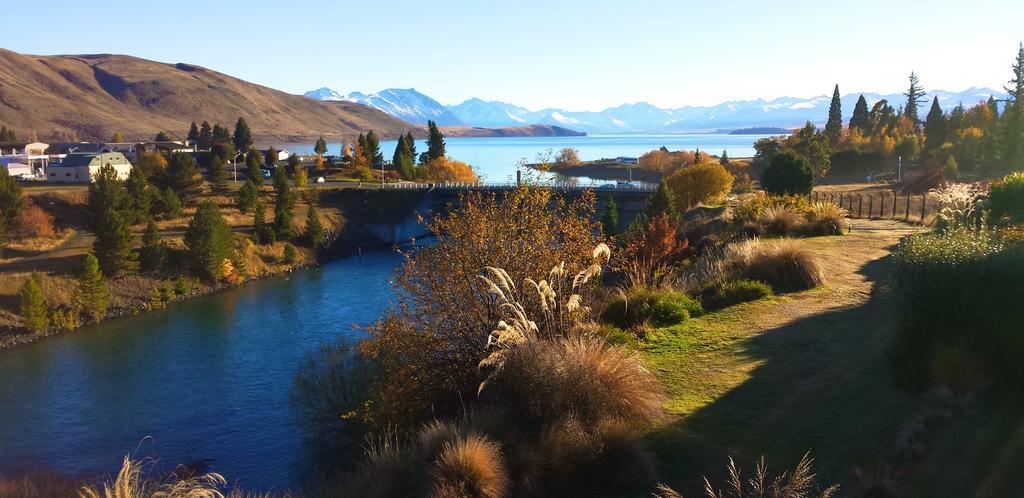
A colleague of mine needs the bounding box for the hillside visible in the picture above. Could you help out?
[442,124,584,137]
[0,49,411,143]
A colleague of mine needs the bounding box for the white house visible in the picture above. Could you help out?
[0,142,52,177]
[47,152,132,183]
[102,142,140,162]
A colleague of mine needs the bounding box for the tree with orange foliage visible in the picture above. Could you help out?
[419,156,478,183]
[665,162,734,211]
[615,213,689,289]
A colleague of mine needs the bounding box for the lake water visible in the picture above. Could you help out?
[279,133,770,183]
[0,250,402,491]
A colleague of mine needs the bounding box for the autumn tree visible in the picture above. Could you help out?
[292,162,308,188]
[77,253,110,323]
[665,162,735,211]
[825,84,843,144]
[427,120,446,161]
[233,117,253,152]
[554,148,581,167]
[849,95,870,132]
[419,157,477,183]
[185,201,234,280]
[111,131,124,142]
[18,272,48,333]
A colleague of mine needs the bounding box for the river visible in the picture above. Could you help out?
[0,250,402,491]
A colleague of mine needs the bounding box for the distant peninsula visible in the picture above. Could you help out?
[444,125,585,138]
[728,127,792,135]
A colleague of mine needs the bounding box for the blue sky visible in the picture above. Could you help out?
[3,0,1022,110]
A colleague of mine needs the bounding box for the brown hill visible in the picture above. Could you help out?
[0,49,412,143]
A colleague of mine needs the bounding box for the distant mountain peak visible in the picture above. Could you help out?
[304,87,462,126]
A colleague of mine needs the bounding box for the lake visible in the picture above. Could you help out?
[278,133,772,183]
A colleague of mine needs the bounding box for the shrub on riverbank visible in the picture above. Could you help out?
[727,239,825,291]
[711,278,773,308]
[602,289,703,329]
[987,171,1024,224]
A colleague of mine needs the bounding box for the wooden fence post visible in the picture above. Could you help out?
[868,195,874,219]
[892,191,898,220]
[858,194,863,218]
[905,194,911,221]
[921,195,927,224]
[881,195,886,219]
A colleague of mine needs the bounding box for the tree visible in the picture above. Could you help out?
[87,165,134,276]
[0,125,17,142]
[601,195,619,235]
[125,166,152,224]
[283,242,297,264]
[924,97,947,152]
[207,155,229,193]
[233,117,253,152]
[253,200,275,244]
[237,180,258,213]
[212,124,232,145]
[903,72,928,126]
[406,131,417,163]
[154,131,172,141]
[665,162,735,212]
[198,121,213,150]
[304,204,325,248]
[266,147,280,169]
[720,149,730,166]
[187,121,200,146]
[314,136,328,157]
[139,219,165,273]
[760,151,814,196]
[273,166,294,240]
[18,272,48,333]
[111,131,124,142]
[0,166,25,227]
[693,148,703,164]
[645,180,676,221]
[77,253,110,323]
[245,147,265,185]
[752,137,783,171]
[849,95,870,132]
[393,134,416,179]
[185,201,234,280]
[1004,43,1024,170]
[419,157,477,182]
[825,84,843,144]
[365,130,383,167]
[292,162,308,188]
[164,152,204,203]
[554,148,581,167]
[427,120,446,161]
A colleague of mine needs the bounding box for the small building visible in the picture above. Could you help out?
[102,142,140,162]
[47,152,132,183]
[137,141,195,156]
[260,149,290,164]
[0,142,52,177]
[1,158,33,178]
[615,157,639,165]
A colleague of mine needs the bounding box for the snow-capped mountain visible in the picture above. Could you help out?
[303,87,464,126]
[445,88,1007,134]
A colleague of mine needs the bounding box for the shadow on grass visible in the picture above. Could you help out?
[648,253,917,496]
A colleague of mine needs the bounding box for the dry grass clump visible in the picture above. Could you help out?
[77,455,227,498]
[0,471,81,498]
[758,205,803,236]
[727,239,825,291]
[654,452,838,498]
[431,435,508,498]
[804,202,848,236]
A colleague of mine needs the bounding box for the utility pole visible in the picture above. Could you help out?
[897,156,902,183]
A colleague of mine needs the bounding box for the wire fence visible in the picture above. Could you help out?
[386,181,656,193]
[811,190,943,225]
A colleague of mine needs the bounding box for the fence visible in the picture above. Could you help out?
[387,181,656,193]
[811,190,943,225]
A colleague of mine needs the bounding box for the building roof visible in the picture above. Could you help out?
[59,153,100,167]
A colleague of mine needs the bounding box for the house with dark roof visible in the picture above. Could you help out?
[47,152,132,183]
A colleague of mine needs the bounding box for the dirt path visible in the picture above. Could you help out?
[645,219,923,495]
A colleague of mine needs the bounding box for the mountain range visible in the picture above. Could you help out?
[306,87,1009,134]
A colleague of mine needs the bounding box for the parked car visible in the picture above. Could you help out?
[316,176,326,184]
[261,169,272,178]
[616,181,636,189]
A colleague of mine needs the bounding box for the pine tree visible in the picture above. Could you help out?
[77,253,110,323]
[165,152,204,203]
[212,124,232,145]
[266,147,279,169]
[185,201,234,280]
[87,165,134,276]
[304,204,325,248]
[693,148,703,164]
[0,125,17,142]
[849,95,870,132]
[393,133,415,179]
[207,155,229,193]
[825,84,843,143]
[601,195,619,235]
[645,180,676,221]
[427,120,446,161]
[237,180,258,213]
[988,95,1001,118]
[187,121,200,146]
[720,149,730,166]
[0,216,7,259]
[314,136,328,157]
[923,97,947,152]
[198,121,213,150]
[253,200,275,244]
[365,130,383,166]
[406,131,417,161]
[18,272,48,333]
[233,117,253,152]
[903,72,927,125]
[111,131,124,142]
[0,165,25,227]
[283,242,297,264]
[154,131,172,141]
[125,166,152,224]
[245,147,265,185]
[273,166,294,240]
[1004,43,1024,170]
[139,219,165,273]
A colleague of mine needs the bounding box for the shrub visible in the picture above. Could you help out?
[988,171,1024,224]
[730,193,810,226]
[12,204,55,238]
[602,288,703,329]
[714,279,773,308]
[891,226,1023,390]
[727,238,825,291]
[420,156,478,183]
[654,452,838,498]
[432,435,509,498]
[616,213,689,289]
[758,205,803,236]
[77,455,226,498]
[804,201,848,235]
[664,162,734,211]
[760,151,814,196]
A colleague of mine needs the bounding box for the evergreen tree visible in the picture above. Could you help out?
[111,131,124,142]
[0,166,25,227]
[283,242,297,264]
[923,97,947,152]
[154,131,172,141]
[406,131,417,161]
[0,216,7,259]
[212,124,232,145]
[184,201,234,280]
[365,130,383,166]
[849,95,870,132]
[427,120,446,161]
[0,125,17,142]
[253,200,275,244]
[825,84,843,143]
[393,133,415,179]
[720,149,730,166]
[645,180,676,221]
[948,103,966,132]
[760,151,814,196]
[693,148,703,164]
[314,136,328,156]
[125,166,152,224]
[187,121,200,146]
[233,117,253,152]
[18,272,47,333]
[139,219,165,273]
[266,147,279,170]
[165,152,204,203]
[77,253,110,323]
[207,155,229,193]
[87,165,134,276]
[304,204,325,248]
[237,180,258,213]
[245,147,265,185]
[292,162,308,188]
[903,72,927,125]
[988,95,1001,118]
[1004,43,1024,170]
[601,195,619,235]
[272,167,294,240]
[198,121,213,150]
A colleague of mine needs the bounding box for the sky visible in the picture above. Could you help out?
[2,0,1022,111]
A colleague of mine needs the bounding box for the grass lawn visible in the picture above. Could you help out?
[641,220,923,495]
